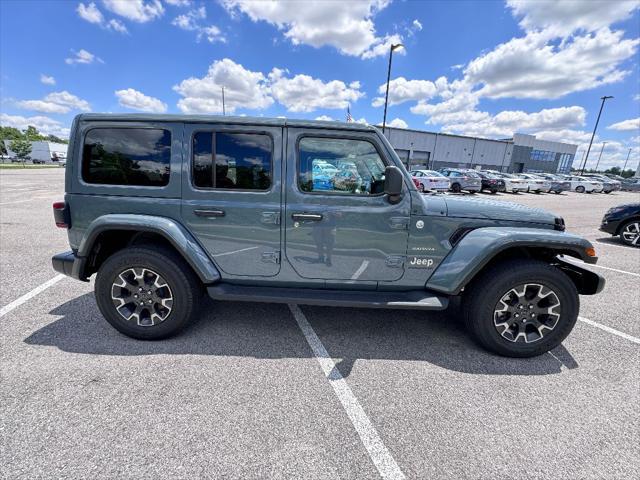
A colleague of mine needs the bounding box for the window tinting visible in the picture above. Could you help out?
[82,128,171,186]
[192,132,272,190]
[298,137,386,195]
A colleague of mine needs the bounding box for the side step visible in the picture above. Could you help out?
[207,284,449,310]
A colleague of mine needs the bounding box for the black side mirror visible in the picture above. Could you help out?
[384,166,403,204]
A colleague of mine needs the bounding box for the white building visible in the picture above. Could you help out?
[3,140,68,163]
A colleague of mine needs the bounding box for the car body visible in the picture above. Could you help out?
[52,114,604,358]
[437,168,482,193]
[483,171,527,193]
[582,174,621,194]
[515,173,551,193]
[534,174,571,194]
[563,175,604,193]
[474,171,506,194]
[599,203,640,247]
[410,169,450,192]
[620,178,640,192]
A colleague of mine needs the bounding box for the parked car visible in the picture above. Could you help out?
[410,169,451,192]
[515,173,551,193]
[475,171,506,194]
[600,203,640,247]
[483,171,527,193]
[437,168,482,193]
[562,175,604,193]
[52,113,605,358]
[620,178,640,192]
[582,174,621,194]
[535,174,571,194]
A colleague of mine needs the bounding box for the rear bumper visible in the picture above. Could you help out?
[52,251,88,281]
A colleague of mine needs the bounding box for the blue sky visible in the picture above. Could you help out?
[1,0,639,169]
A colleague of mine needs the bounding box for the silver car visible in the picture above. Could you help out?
[438,168,482,193]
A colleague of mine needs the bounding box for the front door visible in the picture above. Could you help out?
[284,128,411,283]
[181,124,282,277]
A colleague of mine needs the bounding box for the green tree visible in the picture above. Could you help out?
[9,138,32,165]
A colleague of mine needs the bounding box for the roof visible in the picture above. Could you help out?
[75,113,377,132]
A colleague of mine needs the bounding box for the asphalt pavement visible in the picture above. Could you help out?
[1,168,638,479]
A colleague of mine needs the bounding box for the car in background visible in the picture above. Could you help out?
[600,203,640,247]
[483,171,527,193]
[535,173,571,194]
[515,173,551,193]
[410,169,450,193]
[620,178,640,192]
[437,168,481,193]
[562,175,603,193]
[475,171,505,194]
[582,174,621,194]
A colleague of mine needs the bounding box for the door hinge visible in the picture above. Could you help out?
[261,211,281,225]
[385,255,405,268]
[390,217,410,230]
[261,251,281,264]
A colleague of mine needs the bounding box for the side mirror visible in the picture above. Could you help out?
[384,166,403,204]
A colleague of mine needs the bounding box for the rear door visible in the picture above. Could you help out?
[181,124,282,277]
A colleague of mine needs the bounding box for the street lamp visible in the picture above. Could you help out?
[594,141,607,171]
[580,95,613,174]
[622,148,632,173]
[382,43,404,134]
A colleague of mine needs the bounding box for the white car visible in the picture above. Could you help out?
[515,173,552,193]
[484,171,527,193]
[564,175,604,193]
[410,169,451,192]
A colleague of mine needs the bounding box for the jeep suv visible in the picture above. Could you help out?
[52,114,604,357]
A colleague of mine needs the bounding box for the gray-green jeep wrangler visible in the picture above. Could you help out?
[52,114,604,357]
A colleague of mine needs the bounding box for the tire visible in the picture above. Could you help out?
[451,183,461,193]
[418,183,425,193]
[462,259,579,357]
[490,189,498,194]
[554,190,561,194]
[618,219,640,247]
[604,190,612,194]
[95,246,203,340]
[576,186,585,193]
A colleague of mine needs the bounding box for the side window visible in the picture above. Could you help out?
[192,132,272,190]
[298,137,387,195]
[82,128,171,186]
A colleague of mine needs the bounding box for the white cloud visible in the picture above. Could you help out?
[387,118,408,129]
[372,77,437,107]
[412,19,422,31]
[173,58,273,114]
[172,7,225,43]
[634,94,640,101]
[608,118,640,131]
[0,113,70,138]
[65,48,102,65]
[115,88,167,113]
[107,19,128,33]
[315,115,334,121]
[221,0,400,58]
[16,91,91,114]
[77,2,104,24]
[40,74,55,85]
[165,0,191,5]
[269,69,363,112]
[102,0,164,23]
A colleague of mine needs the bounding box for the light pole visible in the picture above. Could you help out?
[382,43,404,134]
[221,86,226,116]
[594,141,607,171]
[622,148,632,173]
[580,95,613,174]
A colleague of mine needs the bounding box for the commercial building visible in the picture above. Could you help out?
[382,128,577,174]
[3,140,68,163]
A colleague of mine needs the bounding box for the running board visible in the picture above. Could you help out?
[207,284,449,310]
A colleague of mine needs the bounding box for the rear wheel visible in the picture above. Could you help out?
[619,220,640,247]
[463,259,579,357]
[451,183,461,193]
[576,186,585,193]
[95,246,202,340]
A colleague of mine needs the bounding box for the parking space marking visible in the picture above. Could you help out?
[351,260,370,280]
[594,240,634,250]
[588,263,640,278]
[288,304,406,480]
[212,246,259,257]
[0,274,65,318]
[578,316,640,344]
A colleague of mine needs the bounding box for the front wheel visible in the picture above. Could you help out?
[576,186,585,193]
[95,246,202,340]
[619,220,640,247]
[451,183,461,193]
[463,259,579,357]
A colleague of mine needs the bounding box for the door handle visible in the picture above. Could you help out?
[291,213,323,222]
[194,209,225,218]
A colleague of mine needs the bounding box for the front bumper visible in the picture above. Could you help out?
[599,218,621,235]
[52,251,88,281]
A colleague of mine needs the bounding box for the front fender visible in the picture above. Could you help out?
[425,227,596,295]
[78,214,220,283]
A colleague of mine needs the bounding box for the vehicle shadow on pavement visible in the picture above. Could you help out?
[595,236,631,248]
[25,292,578,377]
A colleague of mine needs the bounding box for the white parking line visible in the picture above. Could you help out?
[0,274,65,318]
[351,260,370,280]
[594,240,633,250]
[288,304,406,480]
[212,246,259,257]
[588,263,640,277]
[578,317,640,344]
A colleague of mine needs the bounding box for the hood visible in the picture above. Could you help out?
[442,195,557,225]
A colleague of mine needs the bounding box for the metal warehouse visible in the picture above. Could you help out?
[382,128,577,174]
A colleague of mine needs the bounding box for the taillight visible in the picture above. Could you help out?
[53,201,69,229]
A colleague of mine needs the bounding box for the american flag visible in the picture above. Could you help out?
[346,105,353,123]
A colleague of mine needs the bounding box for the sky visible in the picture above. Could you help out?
[0,0,639,170]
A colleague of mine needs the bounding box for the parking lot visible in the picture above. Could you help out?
[1,168,638,479]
